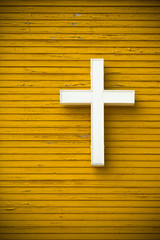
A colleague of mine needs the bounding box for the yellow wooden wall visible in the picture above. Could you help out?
[0,0,160,239]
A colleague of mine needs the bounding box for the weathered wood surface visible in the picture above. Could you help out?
[0,0,160,239]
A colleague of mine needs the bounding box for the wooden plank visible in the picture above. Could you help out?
[1,187,160,194]
[1,20,160,27]
[2,200,160,207]
[1,193,160,201]
[5,206,160,215]
[0,101,159,108]
[0,154,159,161]
[1,33,160,40]
[1,54,160,61]
[1,47,160,54]
[0,226,160,234]
[1,61,160,68]
[1,67,160,74]
[0,121,160,128]
[0,140,160,148]
[0,0,160,6]
[0,106,158,114]
[0,220,160,227]
[0,74,160,81]
[0,147,160,155]
[1,180,160,187]
[0,233,160,240]
[0,134,159,141]
[0,7,160,14]
[0,107,159,115]
[0,167,160,175]
[0,128,159,134]
[1,160,160,168]
[0,114,159,121]
[0,174,159,181]
[1,13,160,21]
[1,27,160,34]
[0,40,160,47]
[1,213,160,221]
[0,80,160,88]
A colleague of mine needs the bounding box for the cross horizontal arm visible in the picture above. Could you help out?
[60,90,92,105]
[103,90,135,105]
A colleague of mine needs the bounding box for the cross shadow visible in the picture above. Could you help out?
[92,102,137,175]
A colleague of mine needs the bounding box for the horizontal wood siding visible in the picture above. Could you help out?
[0,0,160,239]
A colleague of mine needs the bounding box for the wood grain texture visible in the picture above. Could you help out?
[0,0,160,239]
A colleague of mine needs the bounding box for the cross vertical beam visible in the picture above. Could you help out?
[91,59,104,165]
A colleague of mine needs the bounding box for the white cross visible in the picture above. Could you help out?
[60,59,135,166]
